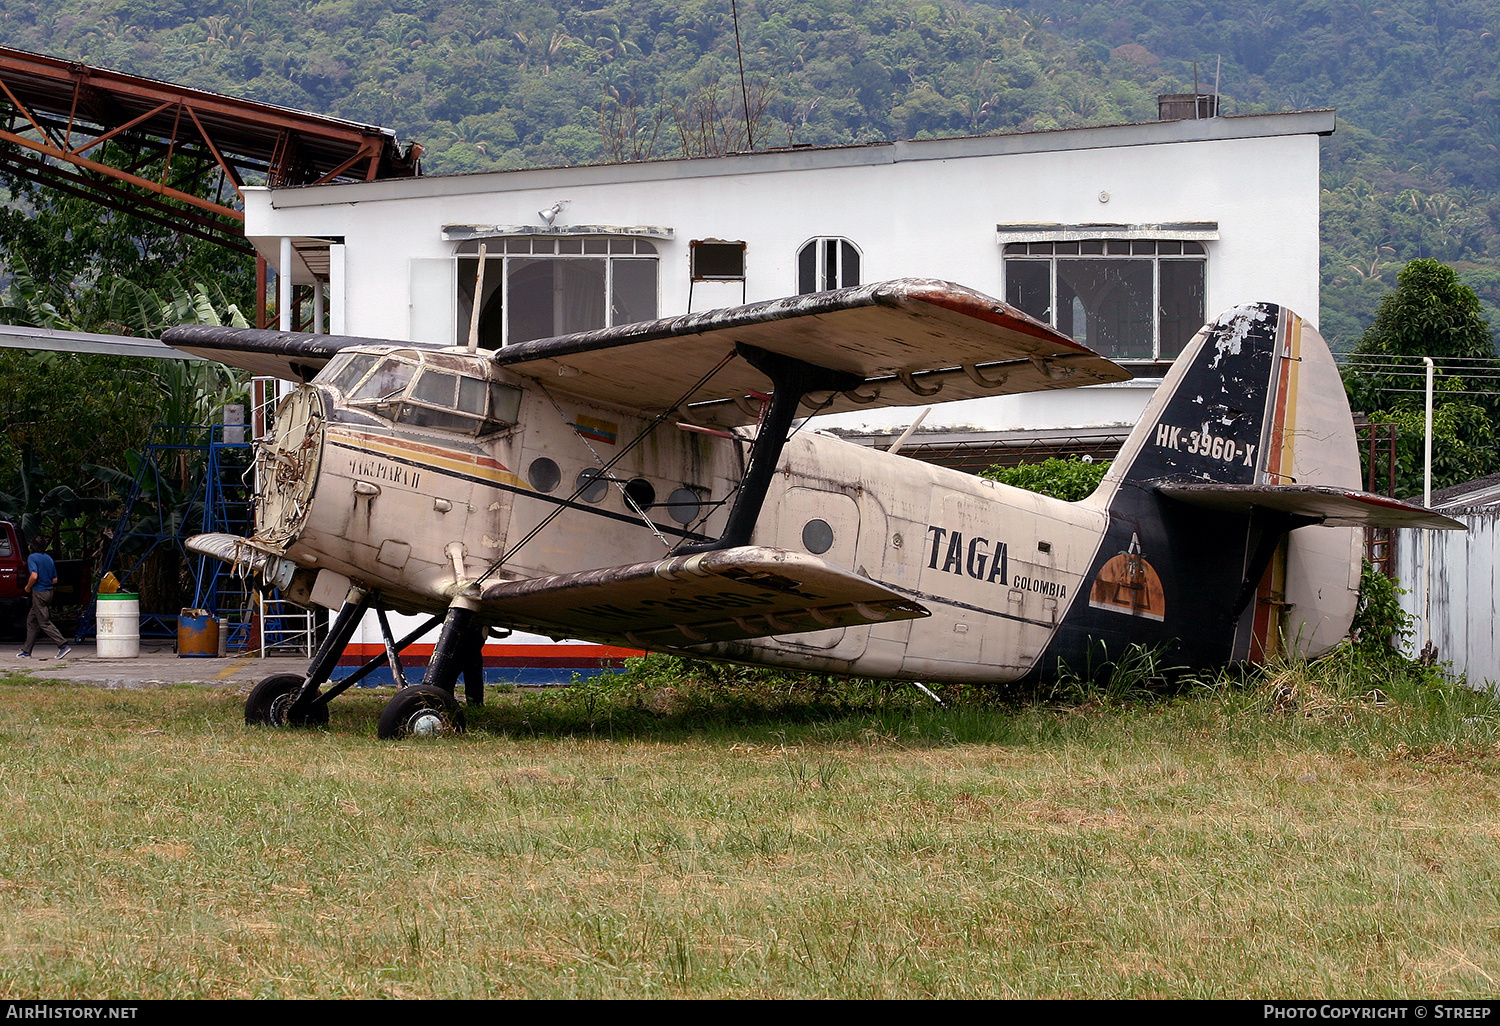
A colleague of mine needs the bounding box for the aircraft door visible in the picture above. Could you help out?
[763,485,870,661]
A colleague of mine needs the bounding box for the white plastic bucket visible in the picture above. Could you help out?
[96,593,140,658]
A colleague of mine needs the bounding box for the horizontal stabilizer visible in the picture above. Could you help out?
[163,325,440,381]
[493,279,1130,427]
[479,546,928,648]
[186,532,278,571]
[1158,483,1465,530]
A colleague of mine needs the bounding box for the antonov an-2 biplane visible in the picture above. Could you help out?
[165,279,1460,739]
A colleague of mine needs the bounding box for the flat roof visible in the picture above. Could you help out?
[259,108,1337,208]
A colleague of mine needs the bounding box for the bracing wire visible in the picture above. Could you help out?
[472,349,739,587]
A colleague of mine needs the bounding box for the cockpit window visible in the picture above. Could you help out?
[349,359,417,402]
[397,405,479,432]
[334,351,523,436]
[319,353,381,395]
[490,382,522,423]
[412,369,458,406]
[458,376,487,416]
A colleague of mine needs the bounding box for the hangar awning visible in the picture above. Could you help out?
[0,44,422,253]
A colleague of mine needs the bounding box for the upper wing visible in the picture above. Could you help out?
[493,279,1130,427]
[161,325,442,381]
[478,546,928,648]
[1158,483,1466,530]
[161,281,1126,420]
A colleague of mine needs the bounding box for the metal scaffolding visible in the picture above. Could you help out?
[94,424,251,639]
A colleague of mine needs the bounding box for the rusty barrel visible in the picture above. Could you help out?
[177,609,219,658]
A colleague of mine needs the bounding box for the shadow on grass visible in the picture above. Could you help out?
[427,647,1500,761]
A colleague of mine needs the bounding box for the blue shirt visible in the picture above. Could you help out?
[27,553,57,591]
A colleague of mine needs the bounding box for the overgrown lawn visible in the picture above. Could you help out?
[0,649,1497,998]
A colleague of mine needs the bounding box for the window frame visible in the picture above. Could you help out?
[455,237,660,348]
[1001,239,1208,369]
[690,239,746,281]
[316,348,522,436]
[796,237,862,294]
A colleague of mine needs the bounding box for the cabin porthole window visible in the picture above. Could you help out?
[576,469,609,504]
[527,458,561,493]
[666,487,703,525]
[624,478,656,512]
[797,238,861,294]
[802,519,834,554]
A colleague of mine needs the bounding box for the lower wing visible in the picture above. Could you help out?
[479,547,928,648]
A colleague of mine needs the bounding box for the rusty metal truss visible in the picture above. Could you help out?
[0,45,422,252]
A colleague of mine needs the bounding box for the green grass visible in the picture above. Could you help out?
[0,649,1498,998]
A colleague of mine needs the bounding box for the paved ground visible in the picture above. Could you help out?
[6,640,310,690]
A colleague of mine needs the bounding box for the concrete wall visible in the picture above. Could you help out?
[1395,508,1500,687]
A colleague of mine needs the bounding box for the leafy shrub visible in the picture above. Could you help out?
[979,456,1110,501]
[1351,560,1413,657]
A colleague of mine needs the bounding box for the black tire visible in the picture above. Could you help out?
[0,599,26,643]
[377,685,465,740]
[245,673,329,728]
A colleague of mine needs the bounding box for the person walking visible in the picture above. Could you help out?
[18,536,71,660]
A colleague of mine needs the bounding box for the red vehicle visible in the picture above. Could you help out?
[0,522,29,634]
[0,524,88,639]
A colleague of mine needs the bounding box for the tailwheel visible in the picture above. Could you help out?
[378,684,466,740]
[245,673,329,728]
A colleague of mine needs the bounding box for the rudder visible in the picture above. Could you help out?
[1045,304,1362,673]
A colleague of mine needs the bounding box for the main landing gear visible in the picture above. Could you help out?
[244,587,487,740]
[377,685,463,739]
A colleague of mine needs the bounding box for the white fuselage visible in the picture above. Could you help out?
[268,348,1108,684]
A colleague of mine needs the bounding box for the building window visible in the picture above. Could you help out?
[797,238,861,294]
[456,237,658,348]
[1002,240,1206,365]
[691,240,746,281]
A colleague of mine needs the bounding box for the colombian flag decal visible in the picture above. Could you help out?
[571,414,619,444]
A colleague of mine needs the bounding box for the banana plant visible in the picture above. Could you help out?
[0,445,118,548]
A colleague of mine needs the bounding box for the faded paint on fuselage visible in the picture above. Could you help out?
[266,348,1113,683]
[274,350,742,608]
[721,432,1106,682]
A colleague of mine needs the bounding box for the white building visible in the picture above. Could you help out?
[245,107,1333,442]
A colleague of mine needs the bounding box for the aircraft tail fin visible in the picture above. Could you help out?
[1098,303,1361,498]
[1051,304,1379,670]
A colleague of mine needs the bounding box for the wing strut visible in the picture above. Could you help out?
[676,343,862,554]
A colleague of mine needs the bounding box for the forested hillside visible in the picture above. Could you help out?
[1,0,1497,345]
[0,0,1191,163]
[1002,0,1500,341]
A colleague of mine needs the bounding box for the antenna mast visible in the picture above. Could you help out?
[730,0,755,150]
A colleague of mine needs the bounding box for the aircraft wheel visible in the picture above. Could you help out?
[378,685,466,740]
[245,673,328,728]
